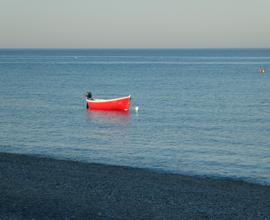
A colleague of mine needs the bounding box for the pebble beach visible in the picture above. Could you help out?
[1,152,269,220]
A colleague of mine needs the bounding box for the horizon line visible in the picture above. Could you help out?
[1,47,270,50]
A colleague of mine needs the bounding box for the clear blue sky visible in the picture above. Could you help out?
[1,0,269,48]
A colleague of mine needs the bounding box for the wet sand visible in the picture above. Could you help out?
[0,152,269,219]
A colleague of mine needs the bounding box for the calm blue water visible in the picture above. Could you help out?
[1,49,270,185]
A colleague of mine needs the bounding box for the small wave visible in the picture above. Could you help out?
[1,61,270,65]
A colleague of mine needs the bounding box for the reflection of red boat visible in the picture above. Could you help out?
[86,95,131,111]
[87,110,130,125]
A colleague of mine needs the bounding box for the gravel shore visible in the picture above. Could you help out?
[0,152,269,220]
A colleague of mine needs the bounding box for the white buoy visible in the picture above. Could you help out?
[135,106,139,112]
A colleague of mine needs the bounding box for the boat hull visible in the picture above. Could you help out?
[86,95,131,111]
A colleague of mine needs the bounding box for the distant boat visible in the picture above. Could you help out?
[86,95,131,111]
[259,67,265,74]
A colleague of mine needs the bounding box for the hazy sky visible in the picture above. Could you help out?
[0,0,269,48]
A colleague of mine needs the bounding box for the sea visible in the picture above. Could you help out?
[0,48,270,185]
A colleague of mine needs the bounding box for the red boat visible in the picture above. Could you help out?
[86,95,131,111]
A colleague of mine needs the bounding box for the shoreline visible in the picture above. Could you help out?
[1,152,269,219]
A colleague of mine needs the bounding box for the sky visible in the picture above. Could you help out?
[0,0,270,48]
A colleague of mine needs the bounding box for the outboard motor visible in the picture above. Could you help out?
[85,91,92,100]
